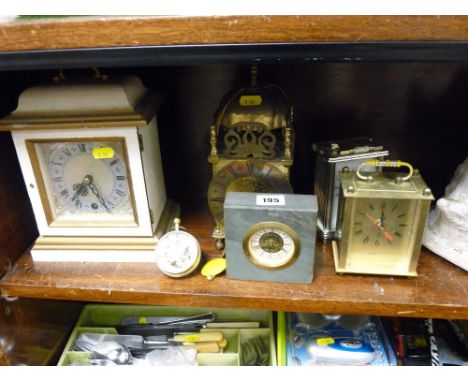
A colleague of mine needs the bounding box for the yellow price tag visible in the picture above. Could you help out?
[316,337,335,346]
[138,317,148,324]
[92,147,115,159]
[239,95,262,106]
[183,334,200,343]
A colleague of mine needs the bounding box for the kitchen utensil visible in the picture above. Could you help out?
[120,312,215,326]
[90,341,131,365]
[117,323,202,336]
[76,332,224,350]
[241,336,270,366]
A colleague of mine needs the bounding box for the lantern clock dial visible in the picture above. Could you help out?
[243,221,300,269]
[208,161,293,227]
[33,140,135,224]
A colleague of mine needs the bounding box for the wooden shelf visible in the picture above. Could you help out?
[1,16,468,53]
[1,206,466,320]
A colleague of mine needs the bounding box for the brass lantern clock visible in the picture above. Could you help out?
[0,75,178,262]
[207,66,294,248]
[332,160,433,277]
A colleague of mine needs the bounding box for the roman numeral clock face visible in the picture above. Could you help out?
[33,140,135,225]
[207,161,293,227]
[349,198,416,260]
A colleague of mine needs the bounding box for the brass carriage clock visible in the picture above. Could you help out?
[0,74,178,262]
[332,160,433,277]
[207,66,294,248]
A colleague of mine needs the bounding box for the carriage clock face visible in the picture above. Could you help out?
[31,139,136,225]
[207,161,293,226]
[349,197,416,258]
[243,221,300,269]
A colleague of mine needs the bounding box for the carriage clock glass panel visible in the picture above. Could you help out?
[30,139,136,226]
[312,137,388,240]
[333,160,433,277]
[347,197,417,264]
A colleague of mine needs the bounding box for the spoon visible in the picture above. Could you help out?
[92,341,131,365]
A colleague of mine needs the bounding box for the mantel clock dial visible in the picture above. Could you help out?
[243,221,300,269]
[207,66,294,248]
[333,160,434,277]
[34,140,134,223]
[0,75,179,262]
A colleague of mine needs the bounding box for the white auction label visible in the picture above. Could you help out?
[256,194,286,206]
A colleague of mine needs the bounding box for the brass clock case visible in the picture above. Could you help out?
[207,67,294,244]
[333,161,433,277]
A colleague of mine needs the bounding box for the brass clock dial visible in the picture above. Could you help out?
[350,198,414,254]
[207,161,293,228]
[243,221,300,269]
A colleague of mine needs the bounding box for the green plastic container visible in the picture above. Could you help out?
[58,304,276,366]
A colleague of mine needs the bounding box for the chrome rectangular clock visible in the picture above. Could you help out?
[224,192,317,284]
[0,75,178,262]
[312,137,388,240]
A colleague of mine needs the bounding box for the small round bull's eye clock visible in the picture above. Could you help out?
[333,160,433,277]
[0,75,179,262]
[207,66,294,248]
[156,218,201,278]
[243,221,300,269]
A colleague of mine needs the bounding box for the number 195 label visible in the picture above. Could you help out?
[256,194,285,206]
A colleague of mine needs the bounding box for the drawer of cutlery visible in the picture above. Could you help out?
[57,304,276,366]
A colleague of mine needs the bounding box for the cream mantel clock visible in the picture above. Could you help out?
[0,75,178,262]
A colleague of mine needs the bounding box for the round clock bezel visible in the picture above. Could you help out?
[156,229,202,278]
[242,221,300,270]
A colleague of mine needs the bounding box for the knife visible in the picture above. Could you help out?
[120,312,216,326]
[76,332,224,350]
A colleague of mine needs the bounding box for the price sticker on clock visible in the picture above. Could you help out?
[256,194,285,206]
[92,147,115,159]
[239,95,262,106]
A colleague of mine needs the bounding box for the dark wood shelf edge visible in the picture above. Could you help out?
[2,16,468,53]
[1,281,465,320]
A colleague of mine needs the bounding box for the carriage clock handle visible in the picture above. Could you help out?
[356,159,414,182]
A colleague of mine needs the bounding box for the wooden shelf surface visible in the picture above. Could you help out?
[0,206,466,320]
[1,16,468,53]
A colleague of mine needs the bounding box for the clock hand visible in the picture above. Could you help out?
[71,175,92,201]
[86,175,111,213]
[365,212,394,241]
[380,209,385,227]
